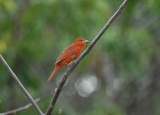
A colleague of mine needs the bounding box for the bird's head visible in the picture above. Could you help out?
[73,37,89,46]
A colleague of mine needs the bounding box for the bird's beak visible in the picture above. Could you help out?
[83,40,89,43]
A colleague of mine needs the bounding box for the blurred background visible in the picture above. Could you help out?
[0,0,160,115]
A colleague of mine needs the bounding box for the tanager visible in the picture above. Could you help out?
[48,37,89,81]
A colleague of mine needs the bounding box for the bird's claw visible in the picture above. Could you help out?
[65,65,70,69]
[73,60,77,64]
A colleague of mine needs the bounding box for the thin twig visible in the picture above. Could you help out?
[58,109,62,115]
[45,0,129,115]
[0,55,44,115]
[0,98,40,115]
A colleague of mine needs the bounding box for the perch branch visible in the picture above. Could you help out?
[0,55,44,115]
[0,98,40,115]
[45,0,129,115]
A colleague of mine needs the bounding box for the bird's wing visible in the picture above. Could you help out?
[55,45,76,64]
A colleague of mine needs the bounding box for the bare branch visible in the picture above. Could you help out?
[0,98,40,115]
[0,55,44,115]
[45,0,129,115]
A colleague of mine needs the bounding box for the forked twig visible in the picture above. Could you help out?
[0,98,40,115]
[0,55,44,115]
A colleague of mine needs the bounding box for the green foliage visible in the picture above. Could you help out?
[0,0,160,114]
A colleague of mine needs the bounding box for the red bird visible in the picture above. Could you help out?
[48,37,89,81]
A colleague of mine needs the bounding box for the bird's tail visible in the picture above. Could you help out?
[48,66,61,82]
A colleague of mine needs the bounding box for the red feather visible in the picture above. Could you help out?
[48,37,89,81]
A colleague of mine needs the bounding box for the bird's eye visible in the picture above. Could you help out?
[79,40,83,41]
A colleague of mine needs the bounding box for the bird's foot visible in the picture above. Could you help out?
[73,60,77,64]
[65,65,70,69]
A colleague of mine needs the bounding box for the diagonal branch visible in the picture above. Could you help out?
[45,0,129,115]
[0,98,40,115]
[0,55,44,115]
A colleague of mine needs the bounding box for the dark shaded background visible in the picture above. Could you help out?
[0,0,160,115]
